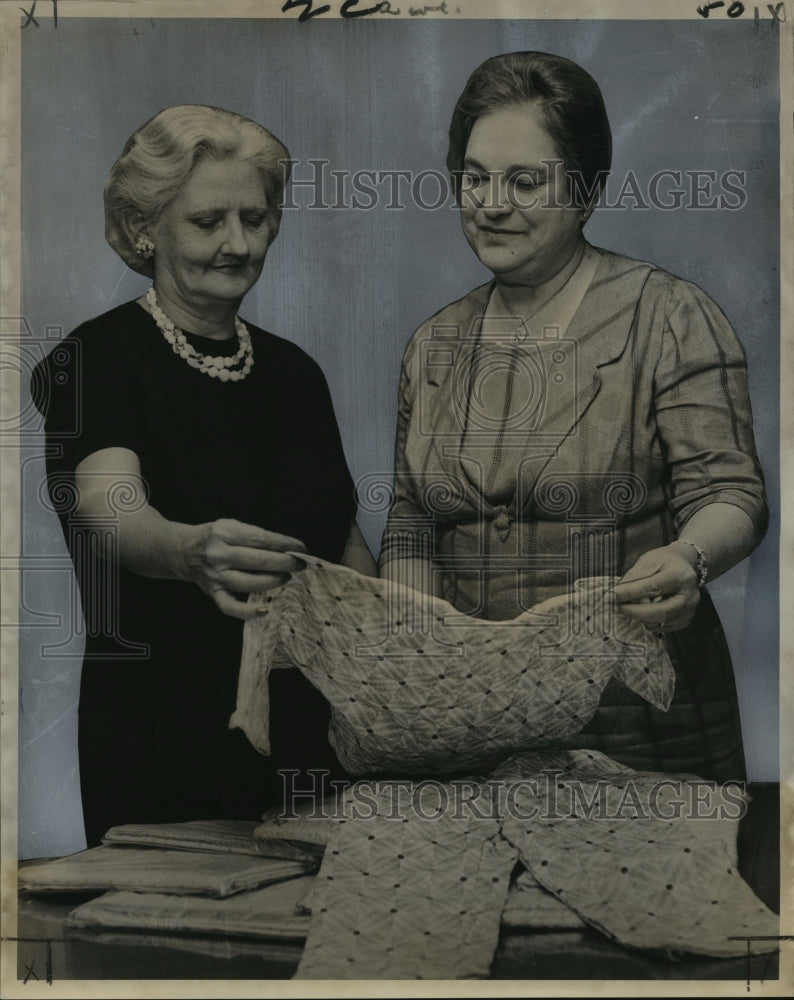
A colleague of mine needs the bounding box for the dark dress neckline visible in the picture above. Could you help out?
[136,300,240,355]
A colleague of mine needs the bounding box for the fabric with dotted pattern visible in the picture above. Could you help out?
[496,749,779,959]
[253,788,565,931]
[233,560,774,975]
[250,754,777,976]
[294,782,517,979]
[233,556,674,776]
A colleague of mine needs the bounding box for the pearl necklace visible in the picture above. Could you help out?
[146,286,254,382]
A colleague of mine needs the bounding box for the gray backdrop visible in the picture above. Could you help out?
[18,16,780,857]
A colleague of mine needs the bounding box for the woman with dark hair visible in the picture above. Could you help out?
[380,52,767,783]
[33,105,374,846]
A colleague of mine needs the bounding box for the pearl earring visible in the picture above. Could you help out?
[134,235,155,260]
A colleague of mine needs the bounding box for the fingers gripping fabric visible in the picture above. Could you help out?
[233,558,674,775]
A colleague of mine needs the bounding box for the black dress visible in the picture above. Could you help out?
[32,300,356,846]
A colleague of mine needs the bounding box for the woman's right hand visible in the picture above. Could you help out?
[182,518,306,619]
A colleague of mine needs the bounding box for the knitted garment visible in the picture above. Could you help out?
[233,558,674,776]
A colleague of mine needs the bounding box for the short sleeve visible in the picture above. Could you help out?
[31,327,145,480]
[653,279,768,536]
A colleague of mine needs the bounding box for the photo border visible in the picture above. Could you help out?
[1,1,791,996]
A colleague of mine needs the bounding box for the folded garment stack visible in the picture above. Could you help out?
[20,821,315,947]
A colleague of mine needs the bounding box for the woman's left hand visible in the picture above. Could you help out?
[611,542,700,633]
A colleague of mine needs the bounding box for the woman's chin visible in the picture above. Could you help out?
[201,269,259,300]
[464,240,525,276]
[476,253,530,281]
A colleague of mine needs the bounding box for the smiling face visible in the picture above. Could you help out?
[460,103,586,288]
[148,156,274,314]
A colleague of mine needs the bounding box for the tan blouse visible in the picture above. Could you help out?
[380,246,767,622]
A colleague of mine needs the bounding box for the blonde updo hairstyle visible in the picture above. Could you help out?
[104,104,292,277]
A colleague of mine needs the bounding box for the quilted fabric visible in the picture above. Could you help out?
[496,750,779,959]
[49,768,776,977]
[228,559,774,975]
[295,783,518,979]
[233,558,674,775]
[255,757,777,976]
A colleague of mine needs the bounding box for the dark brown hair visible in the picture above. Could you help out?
[447,51,612,209]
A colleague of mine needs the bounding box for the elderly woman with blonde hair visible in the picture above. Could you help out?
[33,104,373,846]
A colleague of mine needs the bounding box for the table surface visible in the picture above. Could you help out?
[12,784,781,985]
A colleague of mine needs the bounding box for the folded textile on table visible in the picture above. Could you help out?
[233,557,674,775]
[102,818,319,864]
[19,846,312,898]
[67,876,315,941]
[256,802,339,848]
[254,798,348,864]
[63,926,304,966]
[102,820,264,856]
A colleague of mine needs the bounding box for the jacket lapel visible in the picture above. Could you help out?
[514,251,655,511]
[536,250,654,435]
[417,252,654,518]
[421,282,493,510]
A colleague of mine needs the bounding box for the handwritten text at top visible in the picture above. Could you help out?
[696,1,786,18]
[281,1,449,21]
